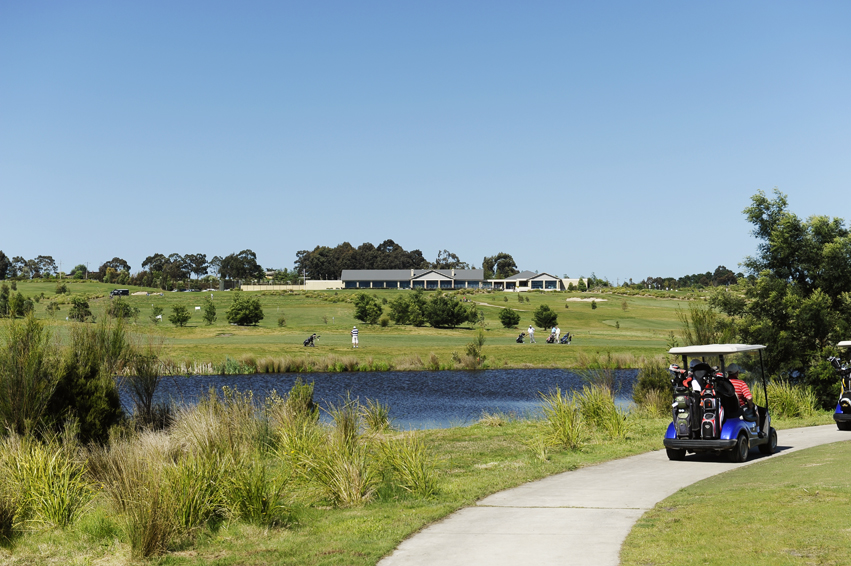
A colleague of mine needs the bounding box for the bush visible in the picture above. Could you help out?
[55,283,68,295]
[532,304,558,329]
[353,293,383,325]
[0,314,61,435]
[150,305,163,324]
[379,315,390,327]
[277,315,287,327]
[591,300,597,310]
[68,297,92,322]
[226,292,264,326]
[202,297,216,325]
[632,358,671,404]
[49,318,127,444]
[425,294,469,328]
[498,308,521,328]
[168,305,191,327]
[380,434,437,498]
[106,298,139,321]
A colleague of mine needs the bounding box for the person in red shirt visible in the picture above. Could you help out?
[727,363,754,410]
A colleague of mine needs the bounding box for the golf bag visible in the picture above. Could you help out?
[670,364,703,439]
[829,357,851,413]
[699,374,726,440]
[303,334,319,347]
[559,333,571,344]
[516,332,525,343]
[546,333,556,344]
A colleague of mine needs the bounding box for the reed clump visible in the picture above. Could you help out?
[539,388,584,450]
[751,379,817,418]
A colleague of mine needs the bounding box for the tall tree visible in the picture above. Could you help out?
[185,253,209,279]
[35,255,58,277]
[430,250,470,270]
[711,189,851,407]
[0,251,9,279]
[220,250,263,280]
[482,253,519,279]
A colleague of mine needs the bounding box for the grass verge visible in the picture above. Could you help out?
[620,439,851,566]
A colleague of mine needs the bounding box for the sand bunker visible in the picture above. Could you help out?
[565,298,608,302]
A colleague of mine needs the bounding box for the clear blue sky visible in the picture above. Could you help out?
[2,1,849,282]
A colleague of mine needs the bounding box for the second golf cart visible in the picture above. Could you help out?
[663,344,777,462]
[830,341,851,431]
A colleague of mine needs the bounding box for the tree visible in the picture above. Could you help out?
[169,305,191,327]
[185,253,209,279]
[220,250,263,281]
[0,251,9,279]
[424,293,470,328]
[532,304,558,329]
[209,255,223,277]
[70,264,88,279]
[142,253,168,273]
[482,253,519,279]
[68,297,92,322]
[96,257,131,282]
[106,298,139,321]
[202,297,217,325]
[353,293,383,324]
[151,305,163,324]
[578,278,587,292]
[0,283,8,317]
[430,250,469,270]
[35,255,57,277]
[499,308,521,328]
[710,189,851,407]
[226,292,264,325]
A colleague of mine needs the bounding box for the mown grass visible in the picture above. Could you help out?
[14,280,696,371]
[620,440,851,566]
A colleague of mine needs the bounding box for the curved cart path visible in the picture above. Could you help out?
[379,424,845,566]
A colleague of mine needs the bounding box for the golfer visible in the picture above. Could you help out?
[528,325,535,343]
[351,325,359,348]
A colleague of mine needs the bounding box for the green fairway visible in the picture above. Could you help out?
[621,440,851,566]
[13,280,698,370]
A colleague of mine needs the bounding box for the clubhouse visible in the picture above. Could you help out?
[340,269,581,291]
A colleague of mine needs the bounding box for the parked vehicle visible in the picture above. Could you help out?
[109,289,129,297]
[663,344,777,462]
[829,341,851,431]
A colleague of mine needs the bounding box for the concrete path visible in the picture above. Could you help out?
[379,425,846,566]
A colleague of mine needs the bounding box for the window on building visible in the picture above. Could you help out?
[531,281,544,289]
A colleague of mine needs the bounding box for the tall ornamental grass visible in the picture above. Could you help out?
[2,432,93,531]
[380,434,438,498]
[751,379,817,418]
[539,388,584,450]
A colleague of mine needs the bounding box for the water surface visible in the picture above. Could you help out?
[125,368,638,430]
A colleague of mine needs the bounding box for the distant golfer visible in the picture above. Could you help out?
[528,325,535,343]
[555,325,561,343]
[351,325,359,348]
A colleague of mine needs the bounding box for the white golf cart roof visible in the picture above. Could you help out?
[838,341,851,348]
[668,344,766,356]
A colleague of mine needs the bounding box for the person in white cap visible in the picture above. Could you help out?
[351,325,359,348]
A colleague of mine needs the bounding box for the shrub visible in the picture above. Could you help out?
[168,305,191,327]
[632,357,671,404]
[303,439,379,507]
[49,319,127,444]
[277,315,287,327]
[46,301,60,318]
[202,297,216,325]
[379,315,390,327]
[591,300,597,310]
[106,298,139,321]
[532,304,558,329]
[499,308,521,328]
[68,297,92,322]
[226,292,264,326]
[222,455,290,526]
[0,314,62,435]
[55,283,68,295]
[127,338,165,429]
[353,293,383,325]
[425,294,469,328]
[751,379,817,418]
[150,305,163,324]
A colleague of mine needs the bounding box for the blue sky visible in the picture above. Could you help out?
[2,1,849,282]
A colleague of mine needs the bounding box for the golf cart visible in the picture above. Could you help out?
[663,344,777,462]
[829,341,851,431]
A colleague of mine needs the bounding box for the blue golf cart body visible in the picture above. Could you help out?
[662,344,777,462]
[832,341,851,431]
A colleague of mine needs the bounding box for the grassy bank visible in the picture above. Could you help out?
[0,391,835,566]
[13,280,696,371]
[620,438,851,566]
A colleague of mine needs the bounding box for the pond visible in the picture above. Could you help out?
[122,368,639,430]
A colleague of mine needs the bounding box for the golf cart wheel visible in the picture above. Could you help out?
[666,448,686,461]
[837,421,851,431]
[728,433,749,463]
[758,427,777,455]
